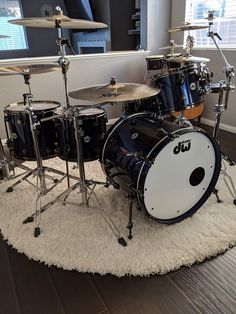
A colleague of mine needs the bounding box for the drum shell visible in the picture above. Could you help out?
[151,67,203,113]
[101,112,221,224]
[56,109,107,162]
[4,102,59,160]
[101,113,180,188]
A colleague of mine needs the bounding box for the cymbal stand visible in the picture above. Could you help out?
[207,10,236,204]
[185,30,194,57]
[23,107,127,245]
[54,6,75,110]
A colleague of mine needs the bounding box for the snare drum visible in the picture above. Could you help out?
[56,107,107,162]
[4,101,60,160]
[101,112,221,223]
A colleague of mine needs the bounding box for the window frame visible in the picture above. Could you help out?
[184,0,236,50]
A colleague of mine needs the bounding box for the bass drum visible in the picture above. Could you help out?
[101,113,221,224]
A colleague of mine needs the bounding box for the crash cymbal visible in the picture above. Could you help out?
[168,25,208,32]
[0,64,59,76]
[168,55,210,63]
[69,83,160,103]
[9,14,107,29]
[159,44,183,50]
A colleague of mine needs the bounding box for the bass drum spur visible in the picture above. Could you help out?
[101,112,221,224]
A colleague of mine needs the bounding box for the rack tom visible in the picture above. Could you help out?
[55,107,107,162]
[4,101,60,160]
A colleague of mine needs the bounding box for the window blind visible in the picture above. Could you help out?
[0,0,27,52]
[184,0,236,48]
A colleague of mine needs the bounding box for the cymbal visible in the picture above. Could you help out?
[9,15,107,29]
[159,44,183,50]
[168,55,210,63]
[168,25,208,32]
[0,64,59,76]
[69,83,160,103]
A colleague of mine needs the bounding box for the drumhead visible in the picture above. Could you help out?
[142,129,221,221]
[5,101,60,113]
[78,107,105,117]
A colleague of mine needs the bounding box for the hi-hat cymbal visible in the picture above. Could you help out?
[159,44,183,50]
[0,64,59,76]
[168,55,210,63]
[69,83,160,103]
[168,25,208,32]
[9,15,107,29]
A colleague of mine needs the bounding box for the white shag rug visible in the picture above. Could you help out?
[0,158,236,277]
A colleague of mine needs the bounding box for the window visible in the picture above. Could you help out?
[0,0,27,52]
[185,0,236,48]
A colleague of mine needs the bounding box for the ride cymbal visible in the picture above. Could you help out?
[0,64,59,76]
[9,15,107,29]
[69,83,160,103]
[168,55,210,63]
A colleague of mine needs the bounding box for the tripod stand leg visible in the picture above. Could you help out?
[23,181,81,224]
[6,170,34,192]
[213,188,222,203]
[221,166,236,205]
[222,152,236,166]
[88,186,127,247]
[127,194,134,240]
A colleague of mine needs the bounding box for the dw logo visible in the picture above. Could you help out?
[173,140,191,155]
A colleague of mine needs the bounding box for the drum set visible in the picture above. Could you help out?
[0,8,235,245]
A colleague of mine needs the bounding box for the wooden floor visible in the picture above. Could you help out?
[1,124,236,314]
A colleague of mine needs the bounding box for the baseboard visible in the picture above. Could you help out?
[201,117,236,134]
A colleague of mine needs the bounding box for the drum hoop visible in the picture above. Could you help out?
[136,126,191,197]
[136,128,221,211]
[78,108,105,118]
[5,100,60,114]
[140,131,221,223]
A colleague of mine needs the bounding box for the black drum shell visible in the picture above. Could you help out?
[56,109,107,162]
[156,68,202,112]
[101,113,180,189]
[4,101,59,160]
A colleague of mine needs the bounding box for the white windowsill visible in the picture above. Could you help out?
[0,50,150,66]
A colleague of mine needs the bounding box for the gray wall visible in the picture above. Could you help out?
[171,0,236,130]
[146,0,172,54]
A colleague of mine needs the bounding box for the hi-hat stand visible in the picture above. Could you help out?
[207,10,236,204]
[23,7,127,245]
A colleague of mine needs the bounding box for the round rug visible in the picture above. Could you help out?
[0,158,236,277]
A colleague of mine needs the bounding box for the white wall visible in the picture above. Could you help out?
[171,0,236,131]
[0,51,148,137]
[146,0,172,54]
